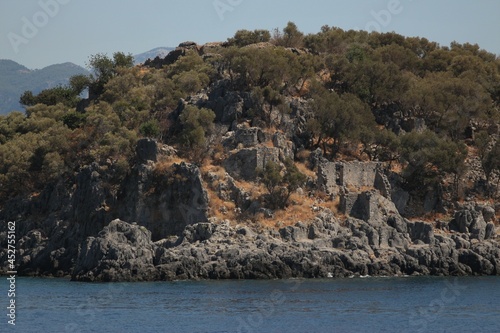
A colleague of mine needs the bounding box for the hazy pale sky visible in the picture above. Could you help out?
[1,0,499,69]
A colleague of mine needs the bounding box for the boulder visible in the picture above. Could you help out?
[449,209,489,241]
[482,206,496,223]
[407,221,435,244]
[72,220,158,282]
[485,223,496,240]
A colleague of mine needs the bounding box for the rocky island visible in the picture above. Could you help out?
[1,24,500,281]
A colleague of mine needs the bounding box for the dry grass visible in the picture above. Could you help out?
[263,140,275,148]
[276,194,316,220]
[232,179,266,200]
[295,161,316,179]
[154,156,186,174]
[206,187,237,221]
[200,162,238,221]
[390,161,404,174]
[200,163,227,179]
[296,149,311,163]
[257,191,342,230]
[419,212,450,223]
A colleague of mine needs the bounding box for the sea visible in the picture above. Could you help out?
[5,276,500,333]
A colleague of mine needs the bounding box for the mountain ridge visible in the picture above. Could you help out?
[0,47,174,114]
[133,47,175,65]
[0,60,89,115]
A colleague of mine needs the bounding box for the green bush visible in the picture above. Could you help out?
[259,159,306,209]
[139,120,161,138]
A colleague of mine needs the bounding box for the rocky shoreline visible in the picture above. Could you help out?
[70,194,499,282]
[1,141,499,282]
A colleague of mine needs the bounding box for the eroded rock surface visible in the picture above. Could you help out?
[71,193,500,282]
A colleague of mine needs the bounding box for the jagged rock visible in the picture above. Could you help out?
[387,215,408,233]
[118,162,209,240]
[449,209,489,241]
[279,223,308,242]
[485,223,496,240]
[62,207,500,282]
[309,148,325,170]
[470,214,487,241]
[72,220,158,282]
[407,221,434,244]
[136,138,158,163]
[219,174,252,210]
[144,42,201,68]
[450,210,476,233]
[209,89,247,123]
[183,223,215,242]
[72,163,109,236]
[482,206,496,223]
[4,147,500,282]
[458,249,495,275]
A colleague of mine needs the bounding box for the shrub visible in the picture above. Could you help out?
[259,158,306,209]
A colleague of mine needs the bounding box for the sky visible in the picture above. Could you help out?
[0,0,499,69]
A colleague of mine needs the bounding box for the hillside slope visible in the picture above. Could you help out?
[1,24,499,281]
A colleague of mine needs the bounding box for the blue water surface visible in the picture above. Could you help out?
[4,276,500,333]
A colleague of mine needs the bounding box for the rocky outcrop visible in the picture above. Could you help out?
[449,209,495,241]
[70,192,500,282]
[118,161,209,240]
[72,163,114,236]
[73,220,158,282]
[136,138,159,163]
[144,41,202,68]
[0,136,211,276]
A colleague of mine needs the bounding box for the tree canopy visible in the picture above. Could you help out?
[2,22,500,205]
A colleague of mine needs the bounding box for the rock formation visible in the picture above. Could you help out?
[71,192,500,281]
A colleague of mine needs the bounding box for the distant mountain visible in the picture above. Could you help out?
[134,47,174,65]
[0,60,89,115]
[0,47,174,115]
